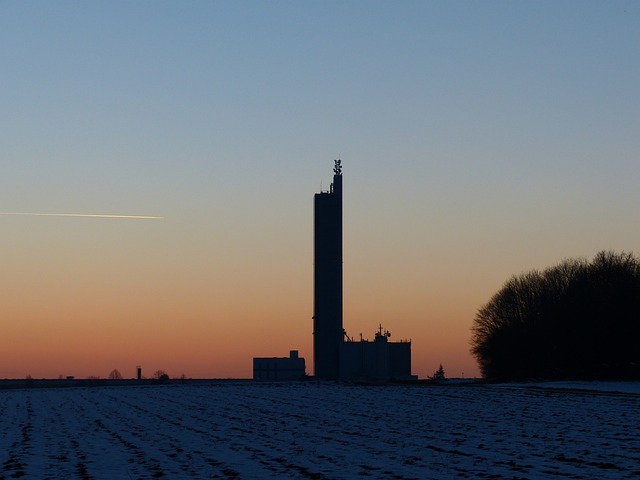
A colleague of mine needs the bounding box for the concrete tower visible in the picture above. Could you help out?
[313,160,343,379]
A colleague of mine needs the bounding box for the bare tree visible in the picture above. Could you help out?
[108,369,123,380]
[471,251,640,381]
[153,370,170,381]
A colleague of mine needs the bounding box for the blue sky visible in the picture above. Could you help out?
[1,1,639,378]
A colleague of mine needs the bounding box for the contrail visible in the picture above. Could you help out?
[0,212,164,219]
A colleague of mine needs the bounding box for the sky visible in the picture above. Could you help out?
[1,1,639,379]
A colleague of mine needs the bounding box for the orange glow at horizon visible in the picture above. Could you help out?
[1,294,480,380]
[1,203,483,380]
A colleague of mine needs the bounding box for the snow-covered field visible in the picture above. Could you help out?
[1,382,639,479]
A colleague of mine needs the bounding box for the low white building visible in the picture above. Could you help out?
[253,350,306,380]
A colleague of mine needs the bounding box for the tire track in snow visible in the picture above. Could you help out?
[1,395,34,479]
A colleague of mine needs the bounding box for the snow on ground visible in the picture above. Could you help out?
[1,381,639,479]
[503,380,640,395]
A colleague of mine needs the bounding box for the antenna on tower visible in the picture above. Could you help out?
[333,159,342,175]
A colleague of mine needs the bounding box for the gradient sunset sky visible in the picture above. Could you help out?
[2,1,639,379]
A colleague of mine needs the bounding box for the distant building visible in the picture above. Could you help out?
[313,160,343,379]
[340,326,414,382]
[253,351,306,380]
[252,160,416,383]
[313,161,416,382]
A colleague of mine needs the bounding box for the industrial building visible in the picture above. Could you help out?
[314,161,415,382]
[339,326,414,383]
[253,160,415,382]
[313,160,344,379]
[253,351,306,381]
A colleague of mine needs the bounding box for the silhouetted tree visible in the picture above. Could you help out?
[108,369,123,380]
[471,251,640,381]
[431,364,446,381]
[153,370,170,382]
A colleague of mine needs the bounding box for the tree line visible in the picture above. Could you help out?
[471,251,640,381]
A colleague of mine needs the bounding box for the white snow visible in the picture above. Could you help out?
[502,380,640,395]
[1,381,639,479]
